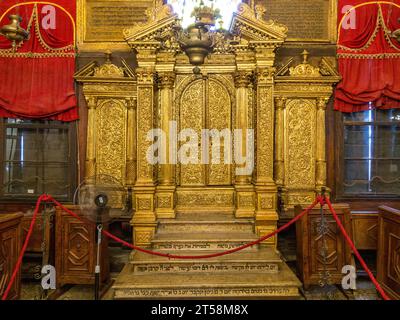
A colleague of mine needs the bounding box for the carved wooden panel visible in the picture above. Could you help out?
[55,206,109,287]
[295,203,353,289]
[0,213,23,300]
[351,213,378,250]
[377,206,400,300]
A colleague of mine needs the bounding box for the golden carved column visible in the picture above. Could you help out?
[254,67,278,247]
[132,68,157,247]
[126,98,136,186]
[274,97,286,187]
[315,97,329,192]
[234,71,255,218]
[156,72,176,219]
[85,97,97,178]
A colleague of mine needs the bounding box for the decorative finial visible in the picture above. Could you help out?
[301,50,309,64]
[255,4,266,20]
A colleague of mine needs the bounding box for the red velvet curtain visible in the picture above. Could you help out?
[0,1,77,121]
[336,0,400,112]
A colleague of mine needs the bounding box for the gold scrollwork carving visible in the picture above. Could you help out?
[286,99,316,188]
[95,99,127,183]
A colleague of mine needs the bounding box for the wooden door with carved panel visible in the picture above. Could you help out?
[178,76,233,187]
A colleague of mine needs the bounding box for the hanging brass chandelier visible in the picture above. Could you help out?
[172,1,223,74]
[0,14,29,51]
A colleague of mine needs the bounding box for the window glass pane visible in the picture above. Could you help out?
[344,125,372,159]
[343,110,374,122]
[41,128,69,162]
[5,128,38,162]
[342,109,400,197]
[375,126,400,158]
[43,164,69,196]
[3,163,42,195]
[1,119,74,200]
[376,109,400,122]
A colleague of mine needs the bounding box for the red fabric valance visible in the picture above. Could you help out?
[0,1,77,121]
[336,0,400,112]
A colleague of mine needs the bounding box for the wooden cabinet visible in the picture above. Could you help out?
[55,206,109,288]
[0,213,23,300]
[21,211,55,280]
[295,203,353,289]
[351,212,378,250]
[377,206,400,300]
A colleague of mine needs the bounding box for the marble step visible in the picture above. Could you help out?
[113,262,302,299]
[157,216,254,233]
[130,249,282,274]
[151,232,260,251]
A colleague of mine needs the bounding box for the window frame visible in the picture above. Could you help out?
[0,119,78,203]
[333,109,400,201]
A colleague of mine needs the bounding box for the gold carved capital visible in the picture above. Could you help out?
[136,68,156,85]
[157,72,176,89]
[234,71,253,88]
[86,97,97,109]
[317,97,329,110]
[274,97,287,110]
[126,98,136,110]
[255,67,276,84]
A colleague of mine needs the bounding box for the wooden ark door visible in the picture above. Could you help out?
[179,77,232,187]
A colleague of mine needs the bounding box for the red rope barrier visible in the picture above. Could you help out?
[2,193,392,301]
[1,194,48,300]
[324,196,391,301]
[48,195,322,260]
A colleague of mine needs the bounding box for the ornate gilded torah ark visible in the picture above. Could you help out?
[75,2,340,248]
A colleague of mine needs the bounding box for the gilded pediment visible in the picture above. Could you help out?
[123,2,178,49]
[123,2,288,52]
[74,53,136,82]
[229,3,288,44]
[276,51,340,79]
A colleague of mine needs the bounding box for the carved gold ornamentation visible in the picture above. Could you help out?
[286,99,316,188]
[123,1,176,41]
[157,72,175,89]
[274,97,286,187]
[179,79,204,186]
[235,2,288,37]
[260,195,274,210]
[157,195,172,209]
[137,86,154,182]
[138,197,153,211]
[177,191,234,207]
[239,194,255,208]
[256,86,274,181]
[289,50,321,77]
[234,71,253,88]
[208,79,232,186]
[96,99,127,183]
[93,63,124,78]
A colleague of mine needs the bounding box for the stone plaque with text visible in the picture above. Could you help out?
[260,0,336,42]
[81,0,153,42]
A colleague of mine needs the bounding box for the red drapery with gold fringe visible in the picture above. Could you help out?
[335,0,400,112]
[0,1,77,121]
